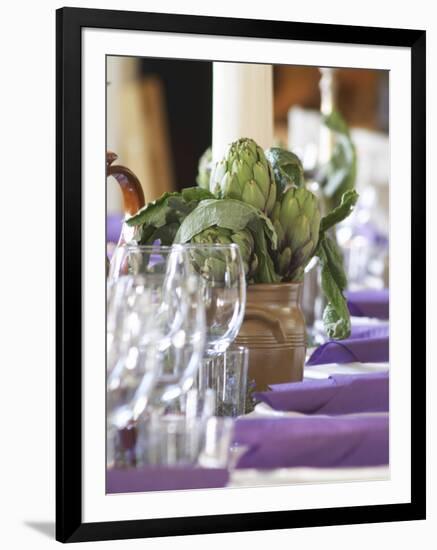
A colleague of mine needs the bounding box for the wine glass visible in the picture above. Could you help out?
[180,243,246,406]
[182,243,246,355]
[108,244,206,409]
[106,276,163,467]
[107,245,207,468]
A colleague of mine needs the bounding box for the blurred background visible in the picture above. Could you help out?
[107,56,389,292]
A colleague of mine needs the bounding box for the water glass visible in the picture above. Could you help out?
[198,417,235,468]
[138,413,202,467]
[135,388,219,467]
[199,347,249,417]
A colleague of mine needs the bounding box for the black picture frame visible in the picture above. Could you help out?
[56,6,426,543]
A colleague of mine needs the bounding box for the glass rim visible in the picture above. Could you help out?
[113,243,240,251]
[226,345,249,356]
[176,243,240,250]
[116,243,174,251]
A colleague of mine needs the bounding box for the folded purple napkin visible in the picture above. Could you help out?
[349,324,388,339]
[346,289,389,320]
[255,373,389,414]
[307,325,389,365]
[107,214,123,244]
[106,466,229,493]
[233,416,389,469]
[354,223,388,246]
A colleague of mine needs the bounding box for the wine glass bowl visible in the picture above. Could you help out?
[107,245,206,413]
[182,243,246,356]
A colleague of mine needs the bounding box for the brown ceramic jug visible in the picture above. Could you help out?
[235,283,306,391]
[106,152,145,275]
[106,151,145,245]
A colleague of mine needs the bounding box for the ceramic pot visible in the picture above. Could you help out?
[107,151,145,219]
[107,151,145,245]
[235,283,306,391]
[106,151,145,274]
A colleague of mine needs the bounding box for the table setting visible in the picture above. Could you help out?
[105,62,390,495]
[106,292,390,491]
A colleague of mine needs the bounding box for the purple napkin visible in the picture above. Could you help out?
[350,324,388,339]
[106,466,229,493]
[107,214,123,244]
[307,325,389,365]
[233,416,388,469]
[353,222,388,248]
[255,373,389,414]
[347,289,389,320]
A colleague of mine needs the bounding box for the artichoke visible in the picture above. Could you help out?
[190,226,258,280]
[271,187,321,281]
[210,138,277,215]
[175,198,279,284]
[196,147,212,190]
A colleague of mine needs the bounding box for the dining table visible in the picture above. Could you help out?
[107,288,390,493]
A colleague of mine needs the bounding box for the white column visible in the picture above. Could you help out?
[212,63,274,162]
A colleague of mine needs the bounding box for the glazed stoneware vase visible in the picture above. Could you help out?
[106,151,145,245]
[235,283,306,391]
[106,152,145,273]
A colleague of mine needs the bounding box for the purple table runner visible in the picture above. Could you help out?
[107,466,229,493]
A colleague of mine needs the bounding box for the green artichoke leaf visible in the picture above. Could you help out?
[317,235,351,339]
[126,187,214,228]
[265,147,305,196]
[139,224,159,244]
[247,217,280,284]
[181,186,215,202]
[257,210,278,251]
[167,197,203,225]
[321,235,348,291]
[322,301,351,341]
[126,191,180,227]
[320,110,357,206]
[320,189,359,233]
[139,222,180,246]
[174,199,277,247]
[167,196,193,215]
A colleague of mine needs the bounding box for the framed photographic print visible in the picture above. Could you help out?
[56,6,426,543]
